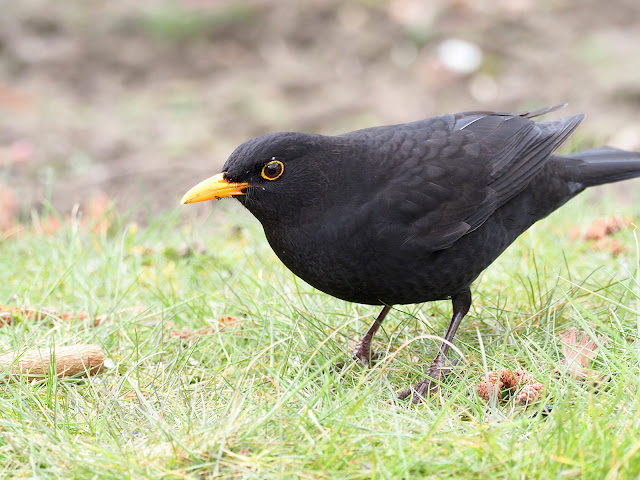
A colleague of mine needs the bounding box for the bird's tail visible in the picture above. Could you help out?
[563,146,640,188]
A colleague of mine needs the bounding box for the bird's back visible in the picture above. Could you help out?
[258,108,640,305]
[262,109,586,304]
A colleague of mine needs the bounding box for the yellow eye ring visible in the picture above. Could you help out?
[261,160,284,180]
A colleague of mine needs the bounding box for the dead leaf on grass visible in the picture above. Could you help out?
[583,216,631,241]
[556,327,607,382]
[569,216,633,256]
[0,186,17,232]
[26,193,116,237]
[169,315,242,340]
[0,305,104,327]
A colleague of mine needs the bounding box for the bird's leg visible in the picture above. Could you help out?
[397,289,472,403]
[352,305,391,367]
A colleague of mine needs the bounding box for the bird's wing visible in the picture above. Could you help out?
[343,107,583,251]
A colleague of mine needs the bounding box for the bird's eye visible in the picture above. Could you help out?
[261,160,284,180]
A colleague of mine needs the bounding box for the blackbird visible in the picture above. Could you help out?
[181,105,640,403]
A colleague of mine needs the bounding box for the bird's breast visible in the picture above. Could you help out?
[262,216,475,305]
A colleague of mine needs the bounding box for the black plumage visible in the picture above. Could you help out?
[182,105,640,402]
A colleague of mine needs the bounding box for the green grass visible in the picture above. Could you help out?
[0,195,639,479]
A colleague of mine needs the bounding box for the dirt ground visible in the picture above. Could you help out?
[1,0,639,220]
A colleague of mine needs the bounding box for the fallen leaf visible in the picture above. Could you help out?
[561,327,598,368]
[169,326,217,340]
[219,315,240,328]
[0,305,102,327]
[83,192,114,235]
[583,216,632,241]
[592,238,624,256]
[169,315,242,340]
[557,327,606,382]
[0,186,17,232]
[570,216,632,255]
[34,215,63,236]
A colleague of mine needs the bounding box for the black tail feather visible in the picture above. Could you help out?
[563,146,640,188]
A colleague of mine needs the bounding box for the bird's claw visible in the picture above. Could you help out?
[397,358,458,403]
[397,377,439,403]
[351,340,377,367]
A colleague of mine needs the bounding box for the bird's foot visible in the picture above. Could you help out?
[397,357,456,404]
[332,341,378,371]
[397,377,439,404]
[351,338,378,367]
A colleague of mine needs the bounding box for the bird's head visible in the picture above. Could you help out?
[181,132,335,225]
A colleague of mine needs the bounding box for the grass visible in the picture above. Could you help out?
[0,194,639,479]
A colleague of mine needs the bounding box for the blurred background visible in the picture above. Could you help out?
[1,0,639,223]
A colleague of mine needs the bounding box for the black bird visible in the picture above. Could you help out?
[181,105,640,403]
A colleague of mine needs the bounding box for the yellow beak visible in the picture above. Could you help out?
[181,173,249,205]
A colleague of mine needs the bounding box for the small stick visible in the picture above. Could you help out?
[0,344,105,381]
